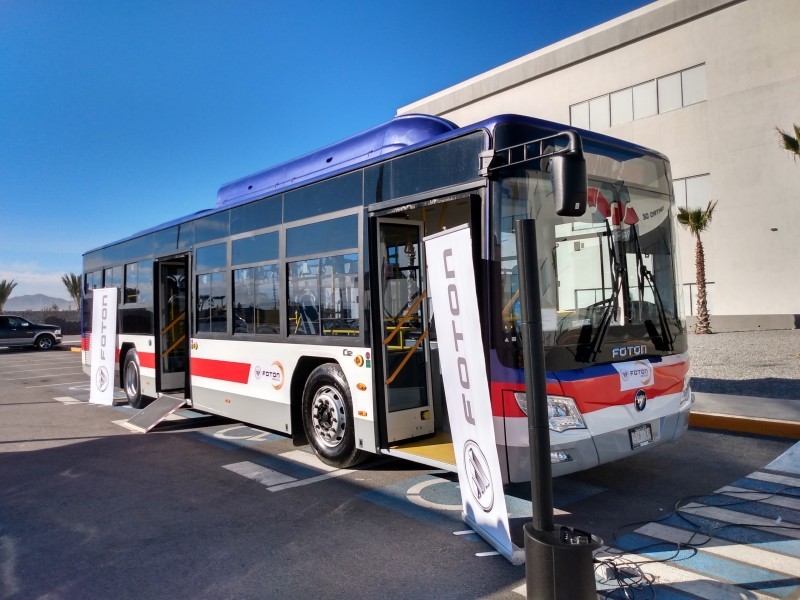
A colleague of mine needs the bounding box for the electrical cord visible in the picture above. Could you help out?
[594,483,800,599]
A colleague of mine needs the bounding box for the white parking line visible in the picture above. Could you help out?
[221,451,356,493]
[53,396,84,405]
[26,380,88,388]
[223,462,297,487]
[4,371,85,381]
[0,363,84,375]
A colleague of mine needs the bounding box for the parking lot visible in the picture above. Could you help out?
[0,347,794,599]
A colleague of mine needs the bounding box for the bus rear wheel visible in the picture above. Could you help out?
[302,363,366,469]
[123,350,154,410]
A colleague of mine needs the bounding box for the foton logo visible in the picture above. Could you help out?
[612,345,648,359]
[613,360,654,391]
[253,361,284,390]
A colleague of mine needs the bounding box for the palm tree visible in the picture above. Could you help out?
[776,124,800,161]
[61,273,83,310]
[677,201,718,334]
[0,279,17,311]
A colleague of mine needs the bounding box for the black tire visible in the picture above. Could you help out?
[35,335,55,350]
[123,350,154,409]
[302,363,367,468]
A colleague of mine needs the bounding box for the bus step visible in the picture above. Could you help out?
[125,395,187,433]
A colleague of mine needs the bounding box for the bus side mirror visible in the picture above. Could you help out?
[550,151,587,217]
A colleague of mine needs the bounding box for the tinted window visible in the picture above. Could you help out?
[284,172,362,223]
[233,264,280,334]
[195,211,230,244]
[125,260,153,304]
[286,215,358,258]
[196,272,227,333]
[287,254,359,337]
[153,226,180,255]
[231,195,282,234]
[365,132,484,203]
[177,222,194,249]
[196,243,227,272]
[232,232,279,266]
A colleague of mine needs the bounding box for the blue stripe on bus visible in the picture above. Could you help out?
[661,513,800,559]
[614,532,800,597]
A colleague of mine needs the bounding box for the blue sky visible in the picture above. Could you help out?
[0,0,651,300]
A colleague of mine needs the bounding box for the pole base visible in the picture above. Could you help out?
[524,523,602,600]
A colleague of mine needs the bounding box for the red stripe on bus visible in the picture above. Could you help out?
[191,357,250,384]
[140,352,156,369]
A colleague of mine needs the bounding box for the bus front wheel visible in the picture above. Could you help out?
[123,350,154,410]
[302,363,366,469]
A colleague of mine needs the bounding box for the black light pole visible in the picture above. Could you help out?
[516,219,600,600]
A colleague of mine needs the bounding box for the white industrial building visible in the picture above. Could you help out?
[398,0,799,330]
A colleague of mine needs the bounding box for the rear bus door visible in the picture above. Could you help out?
[155,256,189,392]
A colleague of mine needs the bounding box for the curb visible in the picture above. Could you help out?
[689,411,800,439]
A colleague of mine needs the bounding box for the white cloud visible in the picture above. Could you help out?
[0,261,75,300]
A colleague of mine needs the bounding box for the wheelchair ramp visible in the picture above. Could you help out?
[125,395,187,433]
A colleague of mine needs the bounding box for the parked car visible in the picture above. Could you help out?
[0,315,62,350]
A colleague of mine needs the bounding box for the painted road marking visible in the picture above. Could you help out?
[220,451,354,493]
[594,547,776,600]
[747,471,800,489]
[26,380,88,389]
[53,396,83,405]
[718,485,800,512]
[223,461,297,487]
[637,522,800,576]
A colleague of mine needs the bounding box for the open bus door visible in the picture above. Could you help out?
[155,256,189,393]
[377,219,435,443]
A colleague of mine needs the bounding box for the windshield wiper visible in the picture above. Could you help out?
[583,221,622,362]
[630,226,674,351]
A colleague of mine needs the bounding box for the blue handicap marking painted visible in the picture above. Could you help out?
[615,532,800,598]
[190,423,284,450]
[766,441,800,475]
[360,472,607,536]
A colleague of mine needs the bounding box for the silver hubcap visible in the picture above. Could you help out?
[39,338,52,349]
[311,385,347,448]
[125,361,139,399]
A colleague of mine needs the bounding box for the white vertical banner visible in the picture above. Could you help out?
[424,225,522,564]
[89,287,118,405]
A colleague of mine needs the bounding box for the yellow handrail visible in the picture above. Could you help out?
[161,311,186,336]
[163,334,186,358]
[383,291,426,346]
[385,328,428,385]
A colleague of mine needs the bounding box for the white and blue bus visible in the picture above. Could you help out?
[82,113,691,482]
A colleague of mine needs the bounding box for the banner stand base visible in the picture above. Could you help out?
[463,513,525,565]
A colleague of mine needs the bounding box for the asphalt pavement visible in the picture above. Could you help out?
[58,330,800,598]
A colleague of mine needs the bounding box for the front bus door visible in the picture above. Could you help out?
[156,257,188,391]
[378,220,435,442]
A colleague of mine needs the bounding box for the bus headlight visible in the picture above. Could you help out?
[680,376,693,408]
[514,393,587,432]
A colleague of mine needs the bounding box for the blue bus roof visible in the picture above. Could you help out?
[216,114,459,209]
[85,113,664,256]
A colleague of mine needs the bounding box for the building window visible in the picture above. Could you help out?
[570,64,707,130]
[633,80,658,120]
[610,88,633,125]
[570,102,590,129]
[657,72,683,113]
[681,64,707,106]
[673,174,710,209]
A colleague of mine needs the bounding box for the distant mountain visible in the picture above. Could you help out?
[3,294,74,311]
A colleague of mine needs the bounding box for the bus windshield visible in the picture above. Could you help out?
[492,149,686,371]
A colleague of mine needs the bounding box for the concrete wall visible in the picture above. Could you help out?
[398,0,800,323]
